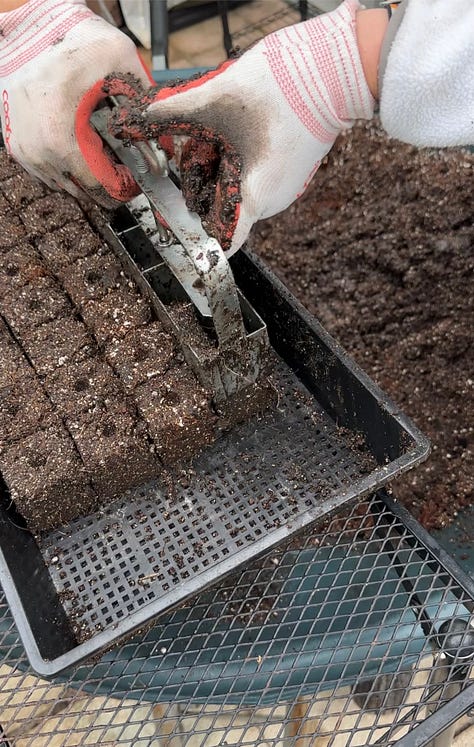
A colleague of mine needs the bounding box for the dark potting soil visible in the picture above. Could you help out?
[105,322,175,390]
[21,193,84,236]
[1,424,97,531]
[134,362,218,462]
[251,121,473,531]
[37,220,105,267]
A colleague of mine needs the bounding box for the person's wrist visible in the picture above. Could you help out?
[0,0,30,10]
[355,8,389,100]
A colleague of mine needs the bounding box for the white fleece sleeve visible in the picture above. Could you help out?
[379,0,474,147]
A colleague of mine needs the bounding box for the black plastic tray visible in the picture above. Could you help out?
[0,231,430,676]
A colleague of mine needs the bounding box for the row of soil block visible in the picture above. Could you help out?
[0,153,215,531]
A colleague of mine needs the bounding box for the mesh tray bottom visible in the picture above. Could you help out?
[40,359,375,638]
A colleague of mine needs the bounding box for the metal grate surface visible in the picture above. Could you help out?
[230,0,323,52]
[1,494,473,746]
[40,360,371,639]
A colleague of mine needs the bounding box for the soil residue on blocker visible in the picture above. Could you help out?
[252,121,473,531]
[0,150,275,533]
[112,92,243,252]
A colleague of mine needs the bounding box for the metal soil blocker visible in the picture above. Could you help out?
[91,104,268,404]
[0,115,430,675]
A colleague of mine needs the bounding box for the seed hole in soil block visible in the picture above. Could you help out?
[101,423,117,438]
[29,455,47,469]
[159,387,180,406]
[5,264,19,277]
[74,378,89,392]
[133,346,148,362]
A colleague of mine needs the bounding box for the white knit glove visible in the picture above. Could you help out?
[379,0,474,147]
[0,0,152,205]
[117,0,374,254]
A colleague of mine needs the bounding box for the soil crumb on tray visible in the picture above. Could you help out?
[0,150,275,532]
[252,120,473,531]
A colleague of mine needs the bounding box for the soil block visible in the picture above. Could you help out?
[105,322,176,390]
[135,363,216,463]
[169,302,216,358]
[0,328,60,474]
[58,252,128,307]
[0,243,47,292]
[21,193,84,236]
[0,343,53,450]
[0,191,11,216]
[0,212,26,250]
[1,276,72,339]
[23,315,96,376]
[0,425,97,532]
[216,379,279,432]
[45,357,124,419]
[1,171,47,210]
[37,221,107,269]
[81,286,151,343]
[67,406,160,499]
[0,318,33,388]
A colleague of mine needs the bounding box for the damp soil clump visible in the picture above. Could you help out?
[251,120,473,531]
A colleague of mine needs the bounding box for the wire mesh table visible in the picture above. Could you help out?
[1,491,473,746]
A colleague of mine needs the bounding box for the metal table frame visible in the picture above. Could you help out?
[1,490,473,746]
[148,0,312,72]
[372,493,474,747]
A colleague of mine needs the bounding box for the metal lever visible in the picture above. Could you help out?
[91,106,247,351]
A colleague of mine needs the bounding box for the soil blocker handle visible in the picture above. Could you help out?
[91,107,247,352]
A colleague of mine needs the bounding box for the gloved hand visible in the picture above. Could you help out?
[0,0,152,206]
[116,0,374,254]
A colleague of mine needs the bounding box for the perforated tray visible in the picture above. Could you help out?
[0,232,429,675]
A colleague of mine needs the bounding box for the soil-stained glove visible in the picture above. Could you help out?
[379,0,474,147]
[0,0,152,206]
[116,0,374,254]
